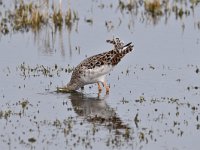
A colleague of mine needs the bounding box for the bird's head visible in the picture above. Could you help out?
[57,81,79,93]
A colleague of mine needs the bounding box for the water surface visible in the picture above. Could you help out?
[0,0,200,149]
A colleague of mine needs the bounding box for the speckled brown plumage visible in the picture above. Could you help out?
[64,37,134,93]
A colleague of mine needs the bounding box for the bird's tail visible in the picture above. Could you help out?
[106,37,134,55]
[106,37,124,50]
[107,38,134,65]
[120,42,134,56]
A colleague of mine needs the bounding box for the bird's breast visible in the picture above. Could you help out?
[79,65,113,84]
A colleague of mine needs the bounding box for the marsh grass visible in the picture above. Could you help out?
[12,1,48,31]
[53,8,63,29]
[0,18,9,34]
[144,0,163,16]
[0,110,12,120]
[65,8,79,32]
[65,8,72,30]
[0,0,79,34]
[0,0,199,35]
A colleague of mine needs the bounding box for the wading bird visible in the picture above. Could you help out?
[58,37,134,94]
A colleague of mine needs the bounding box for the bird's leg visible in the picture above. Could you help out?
[103,81,109,94]
[97,82,102,92]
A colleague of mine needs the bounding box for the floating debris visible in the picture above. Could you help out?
[134,113,140,128]
[196,68,199,74]
[28,137,36,143]
[84,17,93,25]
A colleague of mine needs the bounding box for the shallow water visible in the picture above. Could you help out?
[0,0,200,150]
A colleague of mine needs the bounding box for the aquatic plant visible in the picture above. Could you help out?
[12,1,48,32]
[0,0,199,35]
[65,7,72,30]
[65,8,79,31]
[53,8,63,29]
[118,0,137,12]
[17,62,73,78]
[0,18,9,35]
[0,110,12,120]
[144,0,163,16]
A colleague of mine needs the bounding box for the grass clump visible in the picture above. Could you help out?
[118,0,137,13]
[53,9,63,29]
[0,18,9,35]
[144,0,163,16]
[0,110,12,120]
[13,1,48,32]
[65,8,79,31]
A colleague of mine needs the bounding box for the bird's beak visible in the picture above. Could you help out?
[56,86,72,93]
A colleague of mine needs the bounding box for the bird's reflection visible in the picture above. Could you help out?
[68,92,129,130]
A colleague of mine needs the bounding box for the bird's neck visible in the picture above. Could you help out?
[67,81,80,91]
